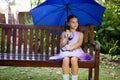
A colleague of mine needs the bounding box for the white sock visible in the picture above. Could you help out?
[72,75,78,80]
[63,74,69,80]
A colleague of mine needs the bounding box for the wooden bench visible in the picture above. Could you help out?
[0,23,100,80]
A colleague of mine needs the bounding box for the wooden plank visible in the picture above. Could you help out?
[89,25,94,56]
[12,29,16,53]
[51,30,55,55]
[7,28,11,53]
[6,28,11,59]
[18,29,22,53]
[40,29,44,54]
[18,29,22,60]
[35,29,38,54]
[0,60,94,68]
[40,29,44,60]
[83,29,88,53]
[34,29,38,60]
[23,29,27,53]
[12,28,17,59]
[56,30,61,54]
[54,34,57,54]
[0,60,62,67]
[29,29,33,60]
[1,28,5,59]
[45,29,50,54]
[23,29,28,60]
[1,28,5,52]
[0,28,1,52]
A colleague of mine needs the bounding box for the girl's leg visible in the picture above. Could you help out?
[62,57,70,80]
[71,57,78,80]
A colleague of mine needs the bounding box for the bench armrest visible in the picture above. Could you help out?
[95,43,100,57]
[94,44,100,67]
[90,42,100,60]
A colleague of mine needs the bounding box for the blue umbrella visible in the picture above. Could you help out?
[30,0,105,27]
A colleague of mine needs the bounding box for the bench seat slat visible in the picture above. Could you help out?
[0,53,49,60]
[0,60,94,68]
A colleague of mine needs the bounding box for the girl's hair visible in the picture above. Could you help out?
[64,14,79,31]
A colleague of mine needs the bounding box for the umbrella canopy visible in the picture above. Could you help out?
[30,0,105,27]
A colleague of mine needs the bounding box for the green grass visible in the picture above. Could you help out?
[0,62,120,80]
[0,54,120,80]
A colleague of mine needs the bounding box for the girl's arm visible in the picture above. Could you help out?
[66,32,84,50]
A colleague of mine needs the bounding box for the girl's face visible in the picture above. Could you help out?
[68,17,78,31]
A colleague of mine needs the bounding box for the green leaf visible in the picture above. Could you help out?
[105,27,115,31]
[97,29,104,34]
[116,27,120,31]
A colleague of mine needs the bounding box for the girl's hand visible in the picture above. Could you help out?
[61,38,68,46]
[60,30,70,47]
[65,30,70,38]
[66,45,73,51]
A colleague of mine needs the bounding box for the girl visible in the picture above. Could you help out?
[49,15,90,80]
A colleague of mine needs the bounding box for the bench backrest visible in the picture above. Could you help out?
[0,24,94,59]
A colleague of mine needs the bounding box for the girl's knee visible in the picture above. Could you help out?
[71,57,78,65]
[62,57,70,65]
[63,57,70,61]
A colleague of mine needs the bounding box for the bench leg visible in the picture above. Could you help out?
[94,66,99,80]
[88,68,92,80]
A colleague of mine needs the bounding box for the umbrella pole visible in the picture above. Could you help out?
[65,4,69,26]
[66,4,69,17]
